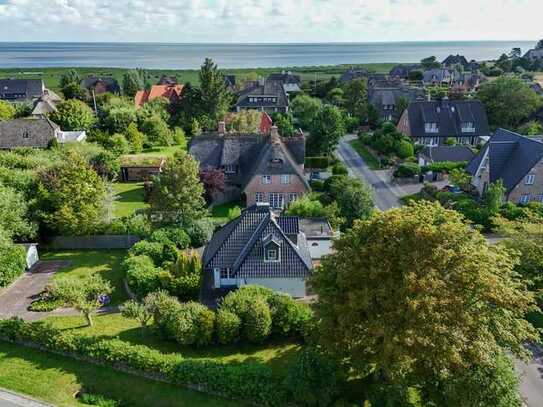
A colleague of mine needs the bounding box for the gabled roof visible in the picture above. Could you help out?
[466,129,543,192]
[389,64,422,78]
[80,76,120,93]
[235,79,289,109]
[202,204,312,278]
[442,54,469,67]
[340,69,368,83]
[267,72,301,85]
[0,79,44,102]
[420,145,475,163]
[0,116,59,149]
[134,84,183,107]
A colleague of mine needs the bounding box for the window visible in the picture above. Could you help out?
[288,193,298,202]
[266,249,278,261]
[280,174,290,184]
[224,164,237,174]
[461,121,475,133]
[525,174,535,185]
[261,175,272,184]
[22,130,30,139]
[424,122,439,133]
[520,194,531,205]
[220,268,231,279]
[269,193,284,208]
[420,137,439,147]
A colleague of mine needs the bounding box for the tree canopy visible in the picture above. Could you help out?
[198,58,232,127]
[50,99,96,131]
[0,100,16,122]
[290,95,322,130]
[307,105,345,156]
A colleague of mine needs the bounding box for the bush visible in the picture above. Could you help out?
[331,162,348,175]
[215,309,241,344]
[172,302,215,347]
[79,393,120,407]
[163,250,202,301]
[184,218,214,247]
[0,244,26,288]
[305,156,330,169]
[393,162,421,178]
[123,255,162,298]
[396,139,414,159]
[310,179,325,192]
[269,294,313,337]
[243,298,272,343]
[426,160,468,174]
[129,240,167,265]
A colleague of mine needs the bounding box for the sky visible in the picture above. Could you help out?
[0,0,540,43]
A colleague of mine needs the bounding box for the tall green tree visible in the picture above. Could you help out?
[59,69,85,100]
[0,100,16,121]
[150,151,206,226]
[307,105,345,156]
[50,99,96,131]
[290,95,322,130]
[198,58,232,126]
[122,70,143,97]
[343,79,367,119]
[0,184,36,241]
[421,56,441,70]
[313,201,537,391]
[477,75,542,129]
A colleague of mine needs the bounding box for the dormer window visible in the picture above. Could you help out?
[263,236,281,263]
[461,122,475,133]
[224,164,237,174]
[424,122,439,133]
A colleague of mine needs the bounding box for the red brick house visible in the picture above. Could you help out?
[189,122,310,208]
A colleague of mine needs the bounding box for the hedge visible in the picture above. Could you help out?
[0,318,286,406]
[0,244,26,288]
[423,161,468,174]
[305,156,330,169]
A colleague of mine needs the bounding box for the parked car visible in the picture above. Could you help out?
[441,185,462,194]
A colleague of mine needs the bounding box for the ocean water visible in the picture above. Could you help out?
[0,41,535,69]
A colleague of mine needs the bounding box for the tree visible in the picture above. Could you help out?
[198,58,232,126]
[60,70,85,100]
[510,47,522,59]
[271,113,295,137]
[343,79,367,119]
[396,96,409,116]
[518,121,543,136]
[307,105,345,156]
[51,275,112,326]
[171,82,206,134]
[150,151,207,226]
[483,179,505,214]
[449,168,472,191]
[122,70,143,97]
[50,99,96,131]
[313,201,537,390]
[332,177,374,229]
[140,115,173,146]
[98,96,138,134]
[38,151,108,235]
[477,76,542,129]
[124,122,145,153]
[0,100,16,121]
[421,56,440,70]
[290,95,322,130]
[122,297,154,330]
[326,87,345,106]
[199,167,225,204]
[226,110,261,133]
[495,54,513,73]
[0,184,36,241]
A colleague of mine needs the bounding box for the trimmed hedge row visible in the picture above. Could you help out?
[0,244,26,288]
[0,318,285,405]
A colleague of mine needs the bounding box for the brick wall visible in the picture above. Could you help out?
[244,174,309,207]
[507,158,543,203]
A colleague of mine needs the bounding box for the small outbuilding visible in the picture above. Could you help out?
[120,155,166,182]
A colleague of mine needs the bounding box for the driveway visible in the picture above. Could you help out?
[0,261,71,321]
[517,344,543,407]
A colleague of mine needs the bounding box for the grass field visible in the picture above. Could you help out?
[42,250,128,304]
[112,182,148,218]
[350,139,381,170]
[0,341,242,407]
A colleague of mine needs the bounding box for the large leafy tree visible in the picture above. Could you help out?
[307,105,345,156]
[0,100,16,121]
[50,99,96,131]
[0,184,36,241]
[477,75,542,129]
[150,151,206,226]
[37,151,108,235]
[343,79,367,119]
[198,58,232,126]
[290,95,322,130]
[313,201,537,395]
[122,70,144,97]
[59,69,85,100]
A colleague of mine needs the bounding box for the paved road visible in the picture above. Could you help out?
[517,344,543,407]
[336,136,401,211]
[0,389,52,407]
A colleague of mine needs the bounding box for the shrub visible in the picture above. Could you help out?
[426,161,468,174]
[305,156,329,169]
[79,393,120,407]
[331,162,348,175]
[172,302,215,347]
[0,243,26,288]
[268,294,313,337]
[393,162,421,178]
[243,298,272,343]
[163,250,202,301]
[396,139,414,159]
[123,255,162,298]
[184,218,214,247]
[215,309,241,344]
[129,240,166,265]
[310,179,325,192]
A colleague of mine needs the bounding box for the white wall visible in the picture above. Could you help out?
[307,239,334,260]
[25,245,39,269]
[243,277,306,298]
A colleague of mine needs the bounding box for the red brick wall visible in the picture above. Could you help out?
[244,174,310,206]
[397,110,411,137]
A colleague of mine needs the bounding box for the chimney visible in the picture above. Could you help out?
[270,126,280,144]
[218,121,226,136]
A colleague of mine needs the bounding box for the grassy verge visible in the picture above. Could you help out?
[42,250,127,304]
[0,341,242,407]
[210,201,242,225]
[44,313,301,377]
[350,140,381,170]
[112,182,148,218]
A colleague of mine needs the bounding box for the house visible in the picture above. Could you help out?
[120,155,166,182]
[267,71,302,93]
[157,75,178,85]
[368,85,425,123]
[367,74,402,88]
[189,123,309,207]
[466,128,543,204]
[442,54,469,69]
[224,75,236,91]
[422,69,458,87]
[80,76,120,96]
[340,68,368,83]
[134,84,183,108]
[397,99,490,147]
[235,79,289,114]
[202,203,313,298]
[523,48,543,62]
[0,79,45,103]
[389,64,422,80]
[31,89,62,115]
[418,145,475,166]
[298,218,338,262]
[0,116,87,149]
[451,71,483,93]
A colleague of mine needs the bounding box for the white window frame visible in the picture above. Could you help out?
[224,164,236,174]
[525,174,535,185]
[255,192,265,203]
[269,193,284,209]
[280,174,290,184]
[519,194,531,205]
[461,122,476,133]
[288,193,298,202]
[264,245,281,263]
[261,175,272,184]
[424,122,439,133]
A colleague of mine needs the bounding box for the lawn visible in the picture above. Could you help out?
[45,313,301,377]
[210,201,242,225]
[42,250,128,304]
[139,145,186,158]
[350,139,381,170]
[0,341,242,407]
[112,182,148,218]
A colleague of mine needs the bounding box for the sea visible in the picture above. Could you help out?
[0,41,536,70]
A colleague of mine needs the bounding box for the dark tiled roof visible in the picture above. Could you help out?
[389,64,422,78]
[0,116,59,149]
[422,69,458,84]
[368,85,425,120]
[442,54,469,67]
[276,216,299,235]
[0,79,44,102]
[80,76,120,93]
[466,128,543,192]
[267,73,301,85]
[203,204,312,278]
[235,79,288,109]
[420,145,475,163]
[340,69,368,83]
[405,100,490,139]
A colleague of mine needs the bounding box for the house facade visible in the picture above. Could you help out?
[235,79,289,114]
[397,99,490,147]
[189,123,310,207]
[368,85,425,123]
[0,79,45,103]
[466,129,543,204]
[202,203,313,298]
[441,54,469,69]
[422,69,458,87]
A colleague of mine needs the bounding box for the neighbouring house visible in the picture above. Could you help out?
[235,79,289,114]
[119,155,166,182]
[189,123,309,207]
[422,68,458,87]
[17,243,39,270]
[157,75,178,85]
[451,71,483,93]
[397,99,490,147]
[31,89,62,115]
[368,85,425,123]
[80,76,120,96]
[0,116,86,149]
[418,145,475,166]
[367,75,402,89]
[224,74,236,91]
[267,71,302,94]
[524,48,543,62]
[202,203,313,298]
[298,217,338,262]
[442,54,469,69]
[134,84,183,108]
[0,79,45,103]
[466,128,543,204]
[339,68,368,83]
[389,64,422,80]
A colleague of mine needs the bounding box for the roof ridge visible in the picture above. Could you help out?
[232,212,271,273]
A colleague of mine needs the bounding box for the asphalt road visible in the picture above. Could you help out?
[336,136,401,211]
[0,389,52,407]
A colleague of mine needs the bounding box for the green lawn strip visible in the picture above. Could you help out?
[112,182,148,218]
[139,145,186,157]
[399,192,423,205]
[45,313,301,377]
[0,341,241,407]
[349,140,381,170]
[42,250,127,304]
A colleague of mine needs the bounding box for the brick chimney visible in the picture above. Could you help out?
[270,126,280,144]
[218,121,226,136]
